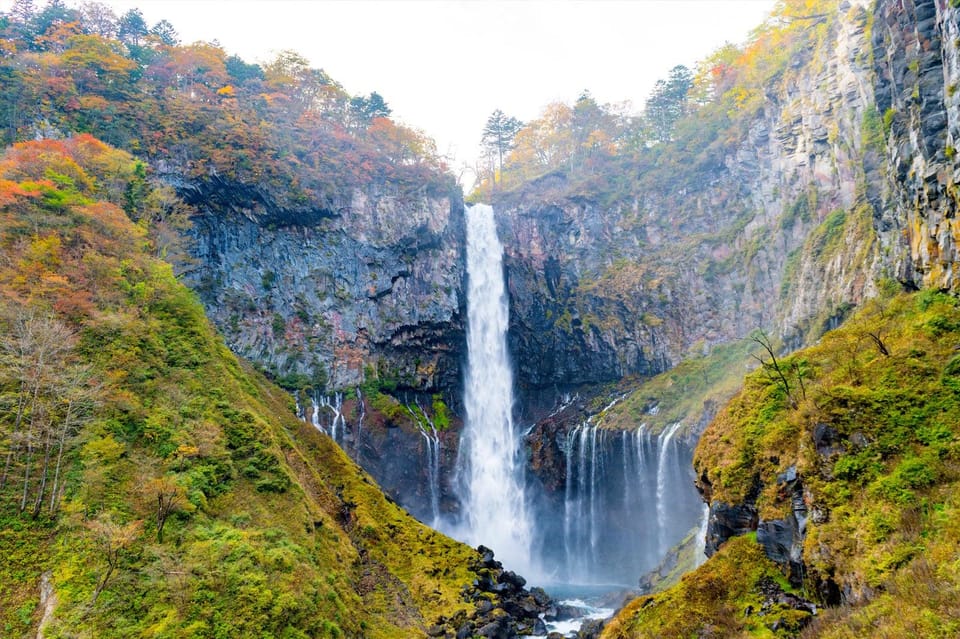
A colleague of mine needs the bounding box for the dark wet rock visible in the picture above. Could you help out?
[530,587,551,607]
[757,467,808,586]
[757,577,817,617]
[813,423,844,458]
[544,603,585,622]
[476,619,509,639]
[478,545,502,570]
[456,622,475,639]
[705,501,759,556]
[499,570,526,591]
[532,618,548,635]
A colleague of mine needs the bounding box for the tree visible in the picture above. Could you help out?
[79,2,118,38]
[86,515,142,606]
[116,8,147,47]
[150,19,178,46]
[0,310,94,517]
[751,330,806,409]
[481,109,522,182]
[32,0,79,47]
[645,65,694,143]
[142,476,188,542]
[225,54,263,84]
[7,0,37,44]
[349,91,391,128]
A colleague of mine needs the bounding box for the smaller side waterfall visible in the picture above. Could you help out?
[694,502,710,568]
[354,387,365,456]
[406,402,442,527]
[297,389,446,526]
[318,393,347,443]
[555,422,702,585]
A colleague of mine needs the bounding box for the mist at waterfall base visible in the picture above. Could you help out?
[299,203,707,592]
[538,420,706,585]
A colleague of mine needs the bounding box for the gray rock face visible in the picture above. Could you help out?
[756,466,808,586]
[183,178,467,394]
[490,0,955,395]
[874,0,960,290]
[497,195,674,390]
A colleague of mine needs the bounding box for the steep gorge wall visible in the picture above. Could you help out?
[182,176,467,395]
[690,0,960,611]
[498,0,960,405]
[494,0,887,403]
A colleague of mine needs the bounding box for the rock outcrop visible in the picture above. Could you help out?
[182,176,467,394]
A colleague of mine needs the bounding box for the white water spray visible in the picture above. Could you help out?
[457,203,533,572]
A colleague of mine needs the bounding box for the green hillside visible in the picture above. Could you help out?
[0,135,479,638]
[604,289,960,637]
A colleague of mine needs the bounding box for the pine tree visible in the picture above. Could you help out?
[481,109,523,181]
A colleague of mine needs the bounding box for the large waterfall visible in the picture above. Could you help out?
[455,203,534,573]
[297,203,706,588]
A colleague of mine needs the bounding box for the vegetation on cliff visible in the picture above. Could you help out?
[0,135,482,638]
[0,1,456,213]
[607,288,960,637]
[475,0,837,202]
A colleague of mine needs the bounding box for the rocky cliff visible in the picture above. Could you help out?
[182,176,467,395]
[496,1,960,405]
[492,0,887,402]
[874,0,960,290]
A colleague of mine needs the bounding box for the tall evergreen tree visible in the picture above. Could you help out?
[481,109,523,181]
[645,65,693,143]
[117,8,147,46]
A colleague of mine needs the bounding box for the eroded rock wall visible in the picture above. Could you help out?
[494,1,887,400]
[183,178,466,394]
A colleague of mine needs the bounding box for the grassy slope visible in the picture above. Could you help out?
[604,535,811,639]
[603,337,756,437]
[604,290,960,637]
[0,137,477,638]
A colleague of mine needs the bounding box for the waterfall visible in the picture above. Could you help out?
[555,421,701,585]
[318,392,346,444]
[656,422,683,557]
[355,386,365,456]
[406,401,442,527]
[456,203,533,573]
[694,502,710,568]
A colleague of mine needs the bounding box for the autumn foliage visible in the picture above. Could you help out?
[0,2,454,214]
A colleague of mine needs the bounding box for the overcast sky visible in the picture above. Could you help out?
[5,0,777,174]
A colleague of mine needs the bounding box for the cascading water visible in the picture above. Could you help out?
[656,422,683,557]
[406,401,442,527]
[551,422,704,585]
[454,203,534,573]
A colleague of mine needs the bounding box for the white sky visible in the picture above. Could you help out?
[4,0,777,176]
